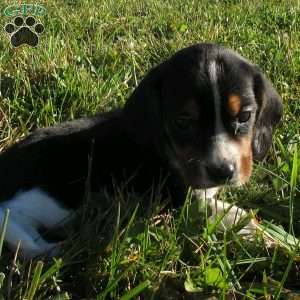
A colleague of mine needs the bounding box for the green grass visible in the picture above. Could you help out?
[0,0,300,298]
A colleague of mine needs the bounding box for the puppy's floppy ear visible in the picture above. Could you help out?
[252,70,283,160]
[123,63,165,148]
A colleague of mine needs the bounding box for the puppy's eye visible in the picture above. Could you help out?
[174,115,193,131]
[238,111,251,123]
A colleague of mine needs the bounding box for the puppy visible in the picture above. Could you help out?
[0,43,282,258]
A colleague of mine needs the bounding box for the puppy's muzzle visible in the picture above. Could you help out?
[205,160,236,184]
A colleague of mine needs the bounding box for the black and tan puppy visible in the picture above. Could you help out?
[0,43,282,257]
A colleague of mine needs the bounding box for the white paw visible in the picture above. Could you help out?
[193,189,258,235]
[208,200,257,235]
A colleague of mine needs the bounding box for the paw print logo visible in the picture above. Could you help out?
[4,16,44,48]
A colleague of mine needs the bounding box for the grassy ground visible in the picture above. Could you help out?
[0,0,300,299]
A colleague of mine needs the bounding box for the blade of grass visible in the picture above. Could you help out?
[51,293,71,300]
[25,261,44,300]
[289,144,298,235]
[39,258,63,284]
[0,208,10,258]
[258,220,300,252]
[97,265,134,300]
[274,254,294,300]
[120,280,150,300]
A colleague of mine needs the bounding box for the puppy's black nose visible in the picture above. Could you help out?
[206,161,235,183]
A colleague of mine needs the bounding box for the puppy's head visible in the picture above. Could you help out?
[124,43,282,189]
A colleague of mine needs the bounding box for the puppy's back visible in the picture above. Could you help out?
[0,111,122,203]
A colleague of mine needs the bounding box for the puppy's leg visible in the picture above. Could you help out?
[206,199,257,234]
[0,188,73,258]
[0,211,58,258]
[193,188,257,234]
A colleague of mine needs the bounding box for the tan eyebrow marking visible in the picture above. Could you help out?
[227,94,241,116]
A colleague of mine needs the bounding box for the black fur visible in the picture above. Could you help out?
[0,111,183,208]
[252,71,283,160]
[0,43,282,208]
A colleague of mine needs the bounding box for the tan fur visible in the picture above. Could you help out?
[234,136,253,183]
[227,94,241,116]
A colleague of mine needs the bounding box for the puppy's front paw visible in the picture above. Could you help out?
[208,199,258,235]
[236,217,258,236]
[193,190,258,236]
